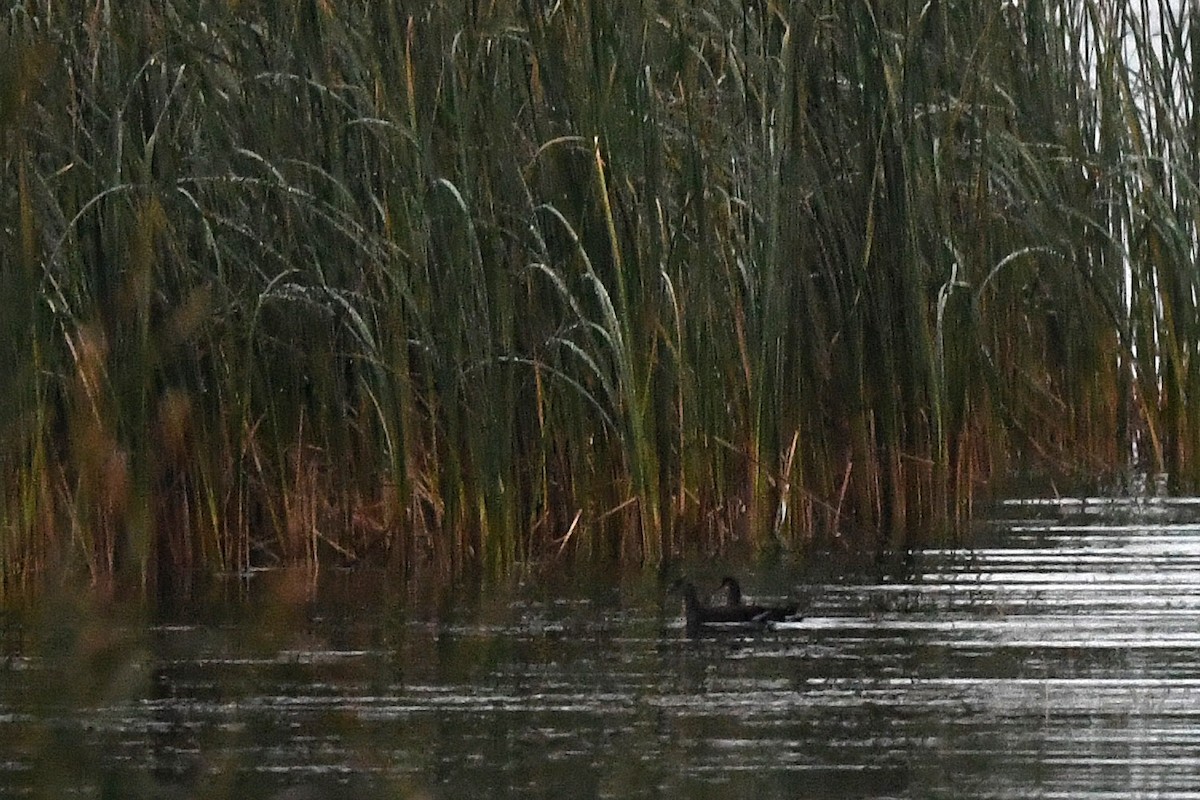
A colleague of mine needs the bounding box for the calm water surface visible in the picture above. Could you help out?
[5,496,1200,798]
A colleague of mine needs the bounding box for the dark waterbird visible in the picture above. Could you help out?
[718,576,800,623]
[670,578,801,634]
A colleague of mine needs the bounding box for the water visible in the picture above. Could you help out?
[5,496,1200,798]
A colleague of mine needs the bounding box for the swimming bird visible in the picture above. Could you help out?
[719,575,747,605]
[719,576,801,623]
[671,578,795,633]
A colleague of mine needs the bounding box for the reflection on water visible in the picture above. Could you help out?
[6,497,1200,797]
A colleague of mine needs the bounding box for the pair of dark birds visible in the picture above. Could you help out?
[670,576,802,634]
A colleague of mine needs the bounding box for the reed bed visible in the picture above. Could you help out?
[0,0,1195,591]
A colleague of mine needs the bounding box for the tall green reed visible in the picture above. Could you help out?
[1,0,1196,590]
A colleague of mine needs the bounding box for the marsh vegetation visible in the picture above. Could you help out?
[1,0,1197,591]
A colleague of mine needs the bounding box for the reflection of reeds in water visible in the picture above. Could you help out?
[0,1,1195,589]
